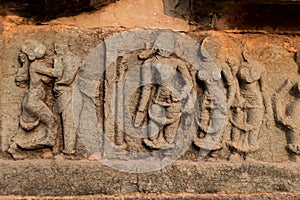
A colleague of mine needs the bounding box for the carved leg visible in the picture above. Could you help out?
[228,108,244,161]
[24,97,58,146]
[164,118,180,144]
[205,106,227,151]
[230,108,243,150]
[61,108,77,155]
[247,108,264,153]
[198,96,211,134]
[143,119,164,149]
[148,119,163,140]
[164,103,181,144]
[58,92,77,155]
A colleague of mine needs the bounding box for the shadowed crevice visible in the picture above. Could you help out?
[163,0,300,31]
[0,0,117,22]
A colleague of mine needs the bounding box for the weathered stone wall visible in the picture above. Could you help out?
[0,0,299,198]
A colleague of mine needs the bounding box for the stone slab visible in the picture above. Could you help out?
[1,192,300,200]
[0,160,299,196]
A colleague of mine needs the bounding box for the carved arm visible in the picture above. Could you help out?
[31,59,63,78]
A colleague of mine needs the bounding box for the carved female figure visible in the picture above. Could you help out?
[194,37,237,157]
[134,35,194,150]
[229,56,271,160]
[195,56,237,153]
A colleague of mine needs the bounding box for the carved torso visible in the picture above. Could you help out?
[240,81,264,109]
[146,55,188,106]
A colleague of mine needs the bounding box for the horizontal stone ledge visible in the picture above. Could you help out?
[1,192,300,200]
[0,160,299,196]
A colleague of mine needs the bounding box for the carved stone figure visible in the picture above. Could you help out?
[8,40,62,159]
[134,36,194,150]
[228,53,272,161]
[274,79,300,158]
[194,38,237,158]
[54,44,83,155]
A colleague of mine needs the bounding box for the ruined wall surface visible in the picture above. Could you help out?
[0,0,300,198]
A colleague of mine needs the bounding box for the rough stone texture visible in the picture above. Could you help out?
[0,21,299,196]
[1,0,300,32]
[0,0,299,198]
[0,160,299,196]
[0,193,299,200]
[4,193,300,199]
[2,25,299,161]
[48,0,190,31]
[2,193,300,199]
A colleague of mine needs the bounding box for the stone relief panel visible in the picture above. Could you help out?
[7,40,83,160]
[1,27,299,164]
[0,27,100,160]
[74,29,227,172]
[8,40,61,159]
[192,36,273,161]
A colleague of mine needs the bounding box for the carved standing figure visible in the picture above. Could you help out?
[54,44,83,155]
[274,79,300,158]
[8,40,62,160]
[194,38,237,158]
[195,69,226,155]
[228,54,271,161]
[134,34,194,150]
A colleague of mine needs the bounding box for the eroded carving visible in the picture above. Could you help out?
[228,53,272,161]
[8,40,82,159]
[54,44,83,155]
[194,38,237,158]
[8,31,295,165]
[134,38,194,150]
[275,79,300,158]
[8,40,61,159]
[192,37,274,161]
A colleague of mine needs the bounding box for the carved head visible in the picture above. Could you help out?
[200,37,219,59]
[55,43,68,56]
[153,32,175,57]
[226,55,240,74]
[21,40,46,61]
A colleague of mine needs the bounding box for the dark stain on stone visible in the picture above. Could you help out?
[0,0,117,22]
